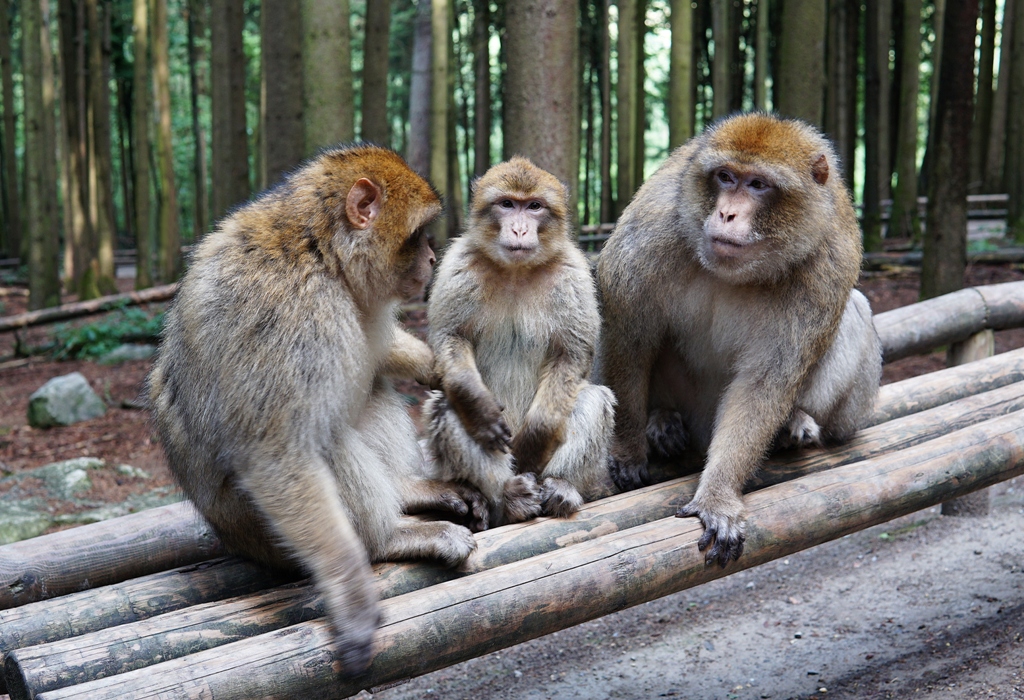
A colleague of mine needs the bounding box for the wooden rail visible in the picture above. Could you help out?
[1,283,1024,698]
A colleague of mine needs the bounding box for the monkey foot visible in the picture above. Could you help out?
[502,473,543,523]
[676,499,746,568]
[609,457,651,493]
[777,409,823,449]
[434,524,479,567]
[646,409,689,459]
[441,483,491,532]
[540,477,584,518]
[328,600,382,678]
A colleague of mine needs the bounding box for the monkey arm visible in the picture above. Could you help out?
[380,327,436,387]
[434,332,511,453]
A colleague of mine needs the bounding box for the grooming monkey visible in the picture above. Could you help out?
[597,113,881,567]
[424,157,615,525]
[149,146,487,674]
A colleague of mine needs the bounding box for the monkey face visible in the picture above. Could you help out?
[397,228,436,300]
[491,196,550,262]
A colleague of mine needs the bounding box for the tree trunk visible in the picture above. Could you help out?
[362,0,392,145]
[919,0,945,195]
[503,0,579,212]
[598,0,613,222]
[115,76,134,243]
[863,0,892,251]
[57,0,91,291]
[711,0,730,120]
[1006,0,1024,240]
[24,0,62,309]
[261,0,304,188]
[754,0,770,110]
[472,0,490,176]
[209,0,249,223]
[825,0,858,187]
[132,0,152,288]
[890,0,923,241]
[301,0,353,155]
[969,0,996,191]
[983,0,1013,193]
[407,0,432,179]
[86,0,117,295]
[0,0,22,259]
[632,1,646,189]
[668,0,693,149]
[616,0,639,215]
[152,0,180,283]
[429,0,449,247]
[920,0,978,298]
[775,0,826,125]
[187,0,209,239]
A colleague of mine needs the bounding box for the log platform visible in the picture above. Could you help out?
[3,281,1024,700]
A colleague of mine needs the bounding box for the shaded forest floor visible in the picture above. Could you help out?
[0,263,1023,698]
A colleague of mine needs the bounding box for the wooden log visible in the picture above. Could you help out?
[30,410,1024,700]
[0,559,296,694]
[0,503,222,610]
[0,285,178,333]
[942,329,996,517]
[874,281,1024,362]
[11,380,1024,698]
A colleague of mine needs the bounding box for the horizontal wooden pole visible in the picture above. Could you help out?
[10,380,1024,698]
[30,410,1024,700]
[0,503,223,610]
[874,281,1024,362]
[0,285,178,334]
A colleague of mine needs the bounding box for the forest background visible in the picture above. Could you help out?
[1,0,1021,311]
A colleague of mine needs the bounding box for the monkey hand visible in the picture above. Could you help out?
[540,477,584,518]
[676,491,746,568]
[438,483,491,533]
[464,397,512,453]
[501,472,544,524]
[609,456,651,492]
[324,578,383,678]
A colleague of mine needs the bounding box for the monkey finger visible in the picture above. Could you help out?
[610,458,650,492]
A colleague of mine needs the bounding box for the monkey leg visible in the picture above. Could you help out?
[236,451,381,675]
[423,391,542,526]
[537,383,616,518]
[794,290,882,444]
[403,479,490,533]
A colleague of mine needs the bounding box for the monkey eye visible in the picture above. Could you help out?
[749,179,769,191]
[500,199,514,209]
[527,201,542,211]
[717,170,735,185]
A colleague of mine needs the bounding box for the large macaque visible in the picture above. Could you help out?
[149,146,486,674]
[425,157,615,526]
[597,113,881,567]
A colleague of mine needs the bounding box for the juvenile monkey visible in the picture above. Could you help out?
[149,145,486,674]
[424,157,615,525]
[597,113,881,567]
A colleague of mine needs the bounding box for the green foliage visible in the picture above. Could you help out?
[52,307,164,360]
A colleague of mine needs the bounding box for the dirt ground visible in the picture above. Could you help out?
[1,264,1023,698]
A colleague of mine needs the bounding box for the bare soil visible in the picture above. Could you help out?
[1,265,1023,699]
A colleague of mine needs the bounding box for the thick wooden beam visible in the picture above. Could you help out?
[29,411,1024,700]
[9,381,1024,698]
[0,503,222,610]
[0,285,178,333]
[874,280,1024,362]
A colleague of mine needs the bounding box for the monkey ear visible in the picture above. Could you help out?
[811,155,829,185]
[346,178,382,229]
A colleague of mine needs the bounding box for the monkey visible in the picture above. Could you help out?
[148,145,488,674]
[423,157,616,527]
[596,112,882,568]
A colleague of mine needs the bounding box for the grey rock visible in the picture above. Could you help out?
[27,372,107,428]
[0,499,53,545]
[98,343,157,365]
[34,457,104,498]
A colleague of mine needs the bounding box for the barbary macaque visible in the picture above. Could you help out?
[149,145,486,674]
[424,157,615,525]
[597,112,882,567]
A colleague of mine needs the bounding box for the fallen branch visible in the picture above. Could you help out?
[9,379,1024,697]
[29,411,1024,700]
[0,285,178,334]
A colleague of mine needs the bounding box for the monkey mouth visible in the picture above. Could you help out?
[503,244,537,255]
[709,236,750,259]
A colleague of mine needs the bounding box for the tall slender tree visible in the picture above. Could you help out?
[86,0,117,294]
[598,0,613,223]
[983,0,1013,193]
[668,0,693,149]
[362,0,392,145]
[919,0,946,194]
[261,0,304,188]
[890,0,924,241]
[429,0,449,247]
[616,0,641,215]
[969,0,997,190]
[921,0,979,298]
[210,0,250,222]
[24,0,62,308]
[710,0,730,120]
[153,0,180,282]
[775,0,826,125]
[1006,0,1024,239]
[301,0,353,155]
[187,0,209,238]
[472,0,490,176]
[0,0,21,259]
[132,0,152,288]
[754,0,770,110]
[407,0,432,179]
[863,0,892,251]
[824,0,858,187]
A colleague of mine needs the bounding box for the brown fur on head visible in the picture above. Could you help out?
[232,144,442,306]
[466,157,570,268]
[684,113,855,285]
